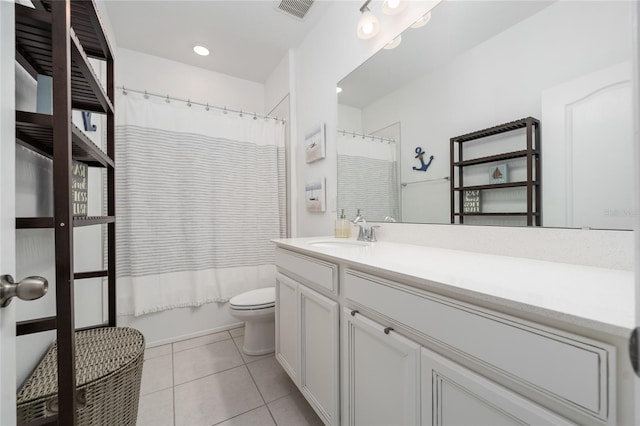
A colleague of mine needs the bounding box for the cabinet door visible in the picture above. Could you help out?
[421,347,575,426]
[299,285,339,425]
[342,308,421,426]
[275,272,299,383]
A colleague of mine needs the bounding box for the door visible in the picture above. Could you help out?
[342,308,420,426]
[421,347,575,426]
[0,2,16,425]
[275,272,299,383]
[542,62,633,229]
[299,285,339,425]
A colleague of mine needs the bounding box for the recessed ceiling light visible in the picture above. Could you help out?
[193,45,210,56]
[336,87,343,94]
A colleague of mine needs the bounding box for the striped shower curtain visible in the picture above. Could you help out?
[337,131,399,222]
[115,91,286,316]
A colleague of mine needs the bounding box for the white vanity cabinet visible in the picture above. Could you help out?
[275,249,340,425]
[273,240,628,426]
[342,308,421,426]
[421,348,575,426]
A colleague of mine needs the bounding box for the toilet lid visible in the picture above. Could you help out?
[229,287,275,310]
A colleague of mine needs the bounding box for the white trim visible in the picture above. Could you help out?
[142,322,244,349]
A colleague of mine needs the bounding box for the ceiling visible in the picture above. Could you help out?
[103,0,333,83]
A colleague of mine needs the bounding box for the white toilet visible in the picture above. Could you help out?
[228,287,276,355]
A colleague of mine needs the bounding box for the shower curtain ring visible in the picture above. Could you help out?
[187,99,192,107]
[253,113,257,120]
[240,110,243,117]
[206,103,210,111]
[122,86,127,95]
[165,95,170,103]
[143,90,149,99]
[223,107,227,114]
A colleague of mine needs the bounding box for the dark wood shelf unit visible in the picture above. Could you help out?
[15,3,114,114]
[452,149,537,167]
[16,316,57,336]
[14,1,116,423]
[74,270,108,280]
[450,117,541,226]
[454,181,538,192]
[16,216,115,229]
[16,111,114,167]
[453,212,540,217]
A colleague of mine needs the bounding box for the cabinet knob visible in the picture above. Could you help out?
[350,310,359,317]
[383,327,393,335]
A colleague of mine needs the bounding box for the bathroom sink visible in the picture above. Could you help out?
[308,240,369,249]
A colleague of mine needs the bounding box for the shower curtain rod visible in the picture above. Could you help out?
[339,129,396,144]
[115,86,286,124]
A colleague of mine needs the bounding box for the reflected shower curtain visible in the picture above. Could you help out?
[337,132,399,221]
[115,91,286,316]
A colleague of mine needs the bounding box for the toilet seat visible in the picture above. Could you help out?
[229,287,275,311]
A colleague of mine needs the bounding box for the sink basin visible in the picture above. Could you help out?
[308,240,369,249]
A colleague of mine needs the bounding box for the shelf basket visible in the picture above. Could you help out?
[17,327,145,425]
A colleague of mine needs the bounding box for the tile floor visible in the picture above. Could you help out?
[137,327,324,426]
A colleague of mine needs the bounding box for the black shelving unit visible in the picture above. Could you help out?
[450,117,541,226]
[14,0,115,424]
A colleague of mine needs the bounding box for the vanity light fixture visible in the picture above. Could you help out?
[383,34,402,49]
[357,0,380,40]
[336,87,343,94]
[193,45,210,56]
[410,11,432,29]
[382,0,406,16]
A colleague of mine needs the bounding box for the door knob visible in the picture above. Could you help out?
[0,274,48,308]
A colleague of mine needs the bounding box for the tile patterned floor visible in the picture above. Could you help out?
[137,327,324,426]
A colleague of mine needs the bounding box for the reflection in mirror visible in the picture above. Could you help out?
[337,0,633,229]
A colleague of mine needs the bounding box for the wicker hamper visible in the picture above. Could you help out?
[17,327,145,425]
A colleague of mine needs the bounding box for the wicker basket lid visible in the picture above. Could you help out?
[17,327,145,404]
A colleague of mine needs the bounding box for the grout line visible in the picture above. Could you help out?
[211,404,269,426]
[172,342,176,426]
[173,362,247,389]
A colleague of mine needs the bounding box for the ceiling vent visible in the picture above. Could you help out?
[273,0,314,21]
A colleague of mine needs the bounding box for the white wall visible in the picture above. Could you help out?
[292,0,635,269]
[116,48,265,114]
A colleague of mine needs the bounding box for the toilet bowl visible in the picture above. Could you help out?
[228,287,276,356]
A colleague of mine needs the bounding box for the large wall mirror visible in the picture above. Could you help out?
[337,0,634,230]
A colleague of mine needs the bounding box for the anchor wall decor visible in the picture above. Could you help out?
[412,146,434,172]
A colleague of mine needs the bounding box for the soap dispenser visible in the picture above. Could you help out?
[335,209,351,238]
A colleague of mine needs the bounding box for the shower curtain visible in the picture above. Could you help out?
[115,91,286,316]
[337,132,399,221]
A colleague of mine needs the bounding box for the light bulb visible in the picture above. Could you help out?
[336,87,343,94]
[382,0,406,16]
[357,8,380,40]
[410,11,432,29]
[383,34,402,50]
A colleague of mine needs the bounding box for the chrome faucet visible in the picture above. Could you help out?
[352,210,379,242]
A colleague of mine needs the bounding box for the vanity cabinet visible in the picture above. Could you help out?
[421,348,574,426]
[274,242,623,426]
[342,308,420,426]
[275,249,340,425]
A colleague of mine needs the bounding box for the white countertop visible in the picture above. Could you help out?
[273,237,636,337]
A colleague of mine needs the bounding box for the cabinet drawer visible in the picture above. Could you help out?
[276,248,338,295]
[344,269,614,422]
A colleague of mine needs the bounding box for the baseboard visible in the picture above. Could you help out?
[145,321,245,348]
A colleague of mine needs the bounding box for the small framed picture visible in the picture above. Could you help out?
[489,163,508,184]
[305,123,326,163]
[305,178,326,213]
[463,190,481,214]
